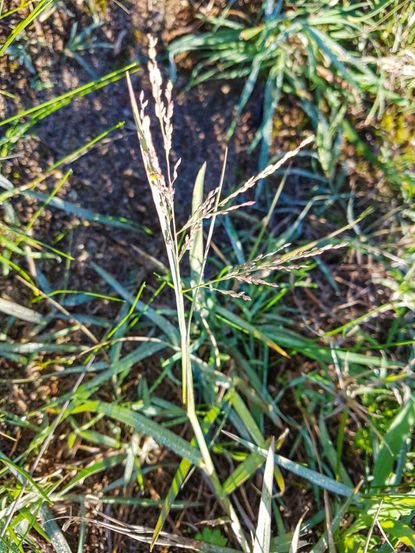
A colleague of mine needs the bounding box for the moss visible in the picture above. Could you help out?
[379,106,414,147]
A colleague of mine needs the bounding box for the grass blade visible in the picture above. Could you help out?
[0,0,53,55]
[70,401,202,466]
[190,162,206,289]
[224,452,265,495]
[38,505,72,553]
[0,297,44,324]
[373,398,415,487]
[253,439,275,553]
[91,262,179,345]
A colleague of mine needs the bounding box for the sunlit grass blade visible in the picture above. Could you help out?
[58,454,126,497]
[253,439,275,553]
[216,305,289,358]
[25,170,72,235]
[0,453,51,504]
[225,433,355,498]
[0,0,53,55]
[91,262,179,345]
[0,63,140,128]
[190,162,206,289]
[70,401,202,466]
[223,452,265,495]
[289,513,306,553]
[38,504,72,553]
[0,297,44,324]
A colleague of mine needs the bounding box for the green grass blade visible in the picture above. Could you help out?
[0,63,139,128]
[216,305,289,358]
[25,170,72,234]
[311,484,361,553]
[229,390,264,445]
[373,398,415,487]
[25,190,145,233]
[0,453,51,504]
[58,454,126,496]
[253,439,275,553]
[224,452,265,495]
[228,435,355,498]
[227,56,261,137]
[38,505,72,553]
[70,401,202,466]
[0,0,53,55]
[0,537,20,553]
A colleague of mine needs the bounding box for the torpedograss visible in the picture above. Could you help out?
[1,13,411,548]
[124,36,362,551]
[126,36,250,551]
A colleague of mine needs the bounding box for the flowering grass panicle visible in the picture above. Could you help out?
[126,35,355,553]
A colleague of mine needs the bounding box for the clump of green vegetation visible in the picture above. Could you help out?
[169,0,415,197]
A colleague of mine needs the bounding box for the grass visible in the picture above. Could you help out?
[0,1,414,552]
[169,0,415,199]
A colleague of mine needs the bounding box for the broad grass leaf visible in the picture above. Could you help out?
[373,398,415,487]
[261,323,393,368]
[229,434,355,498]
[151,459,192,549]
[275,452,354,498]
[38,505,72,553]
[224,452,264,494]
[70,401,202,466]
[190,162,206,286]
[229,390,264,445]
[228,391,285,492]
[381,519,415,548]
[0,297,44,323]
[253,439,275,553]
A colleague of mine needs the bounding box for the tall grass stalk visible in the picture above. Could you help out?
[126,36,316,550]
[126,39,249,549]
